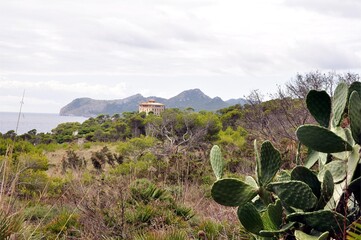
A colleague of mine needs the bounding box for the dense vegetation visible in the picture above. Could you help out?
[0,71,360,239]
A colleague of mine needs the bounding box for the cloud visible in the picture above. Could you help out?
[284,0,361,18]
[290,41,361,70]
[0,0,361,113]
[0,80,127,99]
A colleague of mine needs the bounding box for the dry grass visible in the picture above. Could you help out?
[183,183,239,224]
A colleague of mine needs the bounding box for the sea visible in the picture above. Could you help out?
[0,112,88,134]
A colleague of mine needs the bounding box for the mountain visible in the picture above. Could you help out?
[226,98,248,106]
[60,89,246,117]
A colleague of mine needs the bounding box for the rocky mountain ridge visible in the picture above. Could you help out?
[60,89,247,117]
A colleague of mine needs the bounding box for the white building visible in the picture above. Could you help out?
[139,99,165,116]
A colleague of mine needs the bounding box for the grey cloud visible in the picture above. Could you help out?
[0,0,214,75]
[284,0,361,19]
[290,41,361,69]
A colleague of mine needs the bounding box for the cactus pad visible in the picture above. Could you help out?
[260,222,295,237]
[349,91,361,144]
[316,170,334,209]
[237,202,264,235]
[211,178,258,207]
[291,166,321,198]
[349,81,361,99]
[245,176,258,188]
[258,141,281,186]
[254,139,261,184]
[347,145,360,184]
[332,82,348,127]
[348,177,361,203]
[294,230,329,240]
[275,170,291,182]
[317,160,346,183]
[210,145,224,180]
[306,90,331,127]
[267,181,317,210]
[263,199,283,230]
[287,210,348,233]
[296,125,352,153]
[304,149,320,169]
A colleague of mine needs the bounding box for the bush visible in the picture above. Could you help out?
[44,209,80,238]
[129,178,170,203]
[62,149,86,173]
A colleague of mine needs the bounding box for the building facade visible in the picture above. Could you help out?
[139,99,165,116]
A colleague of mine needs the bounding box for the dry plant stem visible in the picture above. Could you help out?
[55,186,91,240]
[0,155,8,210]
[1,91,25,211]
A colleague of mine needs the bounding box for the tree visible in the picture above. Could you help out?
[146,109,221,154]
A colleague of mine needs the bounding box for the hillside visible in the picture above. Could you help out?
[60,89,246,116]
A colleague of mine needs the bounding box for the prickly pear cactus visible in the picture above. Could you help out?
[296,125,352,153]
[211,178,258,206]
[332,82,348,127]
[294,230,329,240]
[287,210,348,233]
[210,145,224,180]
[209,81,361,239]
[306,90,331,128]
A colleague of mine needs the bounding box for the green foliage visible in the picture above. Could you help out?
[23,204,54,222]
[52,122,81,143]
[18,152,49,171]
[110,159,152,177]
[117,136,157,159]
[44,210,80,238]
[62,149,86,172]
[130,178,170,203]
[0,211,23,239]
[347,219,361,240]
[173,204,194,221]
[196,219,224,239]
[126,204,156,224]
[90,146,122,171]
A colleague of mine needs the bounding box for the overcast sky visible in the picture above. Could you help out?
[1,0,360,113]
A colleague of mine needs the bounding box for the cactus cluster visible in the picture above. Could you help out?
[209,81,361,239]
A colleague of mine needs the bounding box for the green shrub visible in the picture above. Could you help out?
[23,204,55,222]
[130,178,170,203]
[126,204,156,225]
[172,204,194,221]
[0,210,24,239]
[18,152,49,171]
[196,219,223,239]
[110,160,152,177]
[44,209,80,238]
[18,169,49,197]
[62,149,86,172]
[47,177,66,197]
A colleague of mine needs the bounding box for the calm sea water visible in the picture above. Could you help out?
[0,112,88,134]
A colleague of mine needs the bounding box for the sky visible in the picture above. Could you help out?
[0,0,361,113]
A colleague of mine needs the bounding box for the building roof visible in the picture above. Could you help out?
[139,99,165,106]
